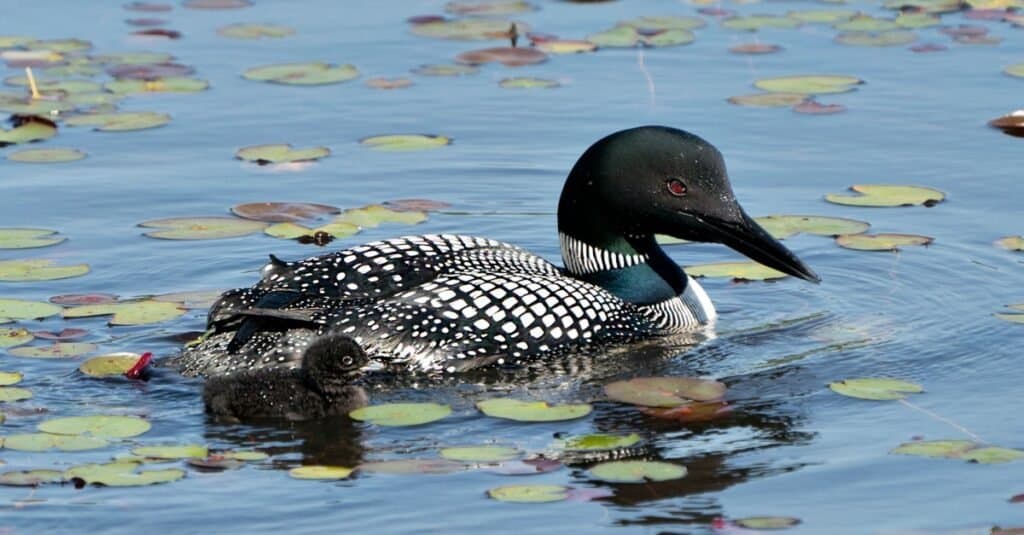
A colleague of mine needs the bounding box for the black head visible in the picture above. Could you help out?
[558,126,819,283]
[302,333,369,382]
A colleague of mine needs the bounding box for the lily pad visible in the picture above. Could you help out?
[183,0,251,8]
[231,202,339,223]
[586,26,695,48]
[236,144,331,164]
[535,40,596,54]
[996,236,1024,251]
[131,444,208,459]
[485,458,563,475]
[787,10,857,23]
[835,233,933,251]
[0,387,32,402]
[728,93,807,107]
[499,77,559,89]
[63,300,186,325]
[754,75,863,95]
[446,0,536,16]
[139,217,268,240]
[588,460,687,483]
[64,111,170,131]
[79,353,143,377]
[187,456,245,471]
[242,62,359,86]
[476,398,592,422]
[561,433,642,451]
[456,46,546,66]
[218,23,295,39]
[222,450,268,461]
[734,517,802,529]
[825,184,945,207]
[411,19,527,41]
[604,377,726,407]
[264,220,360,241]
[7,148,86,163]
[359,135,451,152]
[989,111,1024,137]
[895,12,942,28]
[9,342,97,358]
[0,372,23,386]
[38,414,151,438]
[0,259,89,281]
[0,299,62,320]
[104,77,209,94]
[1006,63,1024,78]
[349,402,451,426]
[366,77,414,89]
[440,445,520,462]
[640,401,732,423]
[358,459,467,474]
[341,205,429,227]
[0,469,64,486]
[794,100,847,115]
[106,62,194,79]
[729,43,783,54]
[25,39,92,53]
[756,215,869,239]
[828,377,923,400]
[487,484,569,503]
[0,115,57,146]
[961,447,1024,464]
[153,289,224,309]
[0,328,33,348]
[685,261,788,281]
[621,15,706,30]
[3,433,108,452]
[91,52,174,65]
[50,293,117,306]
[835,30,917,46]
[892,440,1024,463]
[722,15,801,31]
[412,64,479,77]
[32,328,89,340]
[289,465,354,480]
[834,15,899,31]
[65,462,184,486]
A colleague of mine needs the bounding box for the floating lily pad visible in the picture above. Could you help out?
[0,259,89,281]
[787,10,857,23]
[561,433,642,451]
[383,199,451,212]
[734,517,802,530]
[456,46,546,66]
[91,52,174,65]
[79,353,143,377]
[65,462,184,486]
[895,12,942,28]
[996,236,1024,251]
[139,217,268,240]
[8,342,97,358]
[340,205,429,228]
[63,300,186,325]
[231,202,340,223]
[25,39,92,53]
[488,484,569,503]
[288,465,354,480]
[183,0,251,8]
[589,460,686,483]
[756,215,869,239]
[834,15,899,31]
[754,75,863,95]
[640,401,732,423]
[835,30,917,46]
[825,184,945,207]
[828,377,923,400]
[0,328,33,348]
[0,372,23,386]
[794,100,846,114]
[893,440,1024,463]
[476,398,592,422]
[186,456,245,471]
[485,458,562,475]
[0,469,64,486]
[728,93,807,107]
[359,135,451,152]
[0,97,75,116]
[153,289,224,309]
[366,77,414,89]
[412,63,479,77]
[218,23,295,39]
[722,15,801,31]
[222,450,268,461]
[446,0,536,16]
[411,19,527,40]
[104,77,209,94]
[440,445,520,462]
[264,220,360,241]
[729,43,782,54]
[7,148,86,163]
[236,144,331,164]
[242,62,359,86]
[961,447,1024,464]
[0,387,32,402]
[499,77,559,89]
[586,26,695,48]
[32,328,88,340]
[4,78,101,94]
[358,458,467,474]
[0,115,57,146]
[0,299,62,320]
[349,402,451,426]
[835,233,933,251]
[1006,64,1024,78]
[50,293,117,306]
[685,261,788,281]
[131,444,208,459]
[38,415,150,438]
[64,111,170,131]
[604,377,726,407]
[535,40,596,54]
[621,15,706,30]
[3,433,108,452]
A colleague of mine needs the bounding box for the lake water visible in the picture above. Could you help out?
[1,0,1023,533]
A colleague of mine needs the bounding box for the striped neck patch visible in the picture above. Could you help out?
[559,233,648,275]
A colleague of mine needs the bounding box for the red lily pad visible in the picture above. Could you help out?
[382,199,451,212]
[50,293,118,306]
[124,2,172,11]
[412,64,479,77]
[793,100,846,114]
[231,202,340,223]
[940,24,988,37]
[729,43,782,54]
[445,0,536,16]
[183,0,251,8]
[604,377,727,407]
[455,47,546,67]
[106,62,194,79]
[357,459,467,475]
[126,18,169,26]
[365,77,414,89]
[639,400,732,423]
[32,328,89,341]
[910,42,948,52]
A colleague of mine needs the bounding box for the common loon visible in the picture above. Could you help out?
[178,126,819,377]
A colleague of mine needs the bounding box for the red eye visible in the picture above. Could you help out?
[667,179,687,197]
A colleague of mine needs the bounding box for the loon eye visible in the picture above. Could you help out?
[666,178,687,197]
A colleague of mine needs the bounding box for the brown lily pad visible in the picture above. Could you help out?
[366,77,414,89]
[382,199,451,212]
[640,401,732,423]
[604,377,727,407]
[124,2,172,11]
[729,43,782,54]
[455,47,546,67]
[183,0,251,8]
[231,202,340,223]
[32,328,89,341]
[793,100,846,114]
[50,293,118,306]
[106,62,194,79]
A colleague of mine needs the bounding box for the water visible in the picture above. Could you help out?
[1,0,1023,533]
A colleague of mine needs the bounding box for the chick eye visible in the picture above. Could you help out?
[341,356,354,366]
[667,178,688,197]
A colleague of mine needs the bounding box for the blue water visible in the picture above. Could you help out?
[1,0,1023,533]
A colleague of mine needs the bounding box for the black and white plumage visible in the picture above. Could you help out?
[177,126,818,377]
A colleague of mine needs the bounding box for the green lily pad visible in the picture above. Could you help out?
[139,217,268,240]
[337,205,428,228]
[7,148,86,163]
[825,184,945,207]
[621,15,706,30]
[834,15,899,31]
[787,10,857,23]
[604,377,726,407]
[895,12,942,28]
[835,233,933,251]
[835,30,917,46]
[756,215,870,239]
[1006,63,1024,78]
[735,516,802,529]
[722,15,801,31]
[440,445,520,462]
[891,439,976,458]
[38,415,151,438]
[366,77,414,89]
[534,40,596,54]
[359,135,451,152]
[218,23,295,39]
[685,261,788,281]
[236,144,331,164]
[0,36,35,48]
[231,202,340,223]
[8,342,97,358]
[0,387,32,402]
[0,299,62,320]
[63,300,186,325]
[222,450,269,461]
[79,353,143,377]
[104,77,209,94]
[242,62,360,86]
[358,458,467,475]
[65,462,184,486]
[90,52,175,65]
[183,0,252,8]
[995,236,1024,251]
[4,78,101,94]
[828,377,923,400]
[411,19,528,40]
[288,465,354,479]
[487,484,569,503]
[727,93,807,107]
[264,220,360,241]
[153,289,224,309]
[476,398,592,422]
[561,433,642,451]
[349,402,451,426]
[996,313,1024,324]
[0,259,89,281]
[0,115,57,146]
[3,433,109,452]
[586,26,695,48]
[0,372,23,386]
[588,460,686,483]
[0,328,33,348]
[64,111,170,131]
[0,98,75,116]
[446,0,536,16]
[25,38,91,53]
[0,469,64,486]
[961,447,1024,464]
[754,75,863,95]
[412,64,479,77]
[131,444,208,459]
[499,77,559,89]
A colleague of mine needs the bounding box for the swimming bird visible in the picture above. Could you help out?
[177,126,819,377]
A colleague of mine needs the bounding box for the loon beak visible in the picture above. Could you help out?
[687,209,821,283]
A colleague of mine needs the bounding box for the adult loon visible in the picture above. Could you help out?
[177,126,819,377]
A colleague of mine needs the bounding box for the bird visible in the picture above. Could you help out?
[177,125,819,378]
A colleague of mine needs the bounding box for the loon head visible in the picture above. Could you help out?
[558,125,819,283]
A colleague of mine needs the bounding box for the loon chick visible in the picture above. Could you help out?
[179,125,819,377]
[203,332,369,421]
